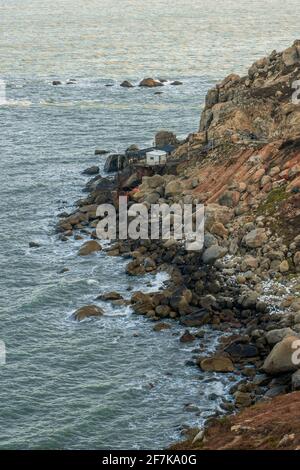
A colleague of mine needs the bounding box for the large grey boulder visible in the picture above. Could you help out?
[263,335,300,375]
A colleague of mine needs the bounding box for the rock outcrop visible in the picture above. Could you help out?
[199,41,300,144]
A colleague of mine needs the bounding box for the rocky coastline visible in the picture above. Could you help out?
[56,41,300,450]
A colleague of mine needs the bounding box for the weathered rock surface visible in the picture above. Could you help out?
[263,335,300,375]
[120,80,134,88]
[155,130,179,148]
[73,305,104,321]
[202,245,227,264]
[82,165,99,175]
[265,328,296,345]
[98,292,123,301]
[200,356,234,373]
[139,78,163,88]
[243,229,268,248]
[78,240,102,256]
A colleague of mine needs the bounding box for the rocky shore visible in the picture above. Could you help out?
[56,41,300,449]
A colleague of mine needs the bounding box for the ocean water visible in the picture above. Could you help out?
[0,0,300,450]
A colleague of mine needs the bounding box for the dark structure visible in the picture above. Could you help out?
[125,144,175,164]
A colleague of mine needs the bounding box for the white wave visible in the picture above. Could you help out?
[0,99,32,107]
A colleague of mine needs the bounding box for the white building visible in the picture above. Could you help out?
[146,149,167,165]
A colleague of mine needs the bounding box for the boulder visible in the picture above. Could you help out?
[153,322,171,332]
[282,43,300,67]
[155,130,178,148]
[120,80,134,88]
[78,240,102,256]
[98,292,123,301]
[266,328,296,346]
[218,190,240,208]
[170,80,183,86]
[82,166,99,175]
[225,341,258,358]
[180,309,211,327]
[243,229,268,248]
[104,154,126,172]
[139,78,163,87]
[169,293,191,315]
[144,192,160,204]
[146,174,165,189]
[204,233,218,248]
[279,260,289,273]
[155,305,171,318]
[263,335,300,375]
[165,180,182,197]
[210,222,228,238]
[131,292,154,315]
[180,330,196,343]
[73,305,104,321]
[29,241,41,248]
[200,356,234,373]
[126,259,145,276]
[234,391,252,407]
[241,255,258,270]
[202,245,227,264]
[294,252,300,268]
[205,204,234,230]
[239,291,259,309]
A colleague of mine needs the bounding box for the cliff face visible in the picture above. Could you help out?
[167,42,300,244]
[199,40,300,144]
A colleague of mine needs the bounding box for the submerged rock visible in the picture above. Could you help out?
[120,80,134,88]
[98,292,123,301]
[139,78,163,88]
[78,240,102,256]
[73,305,104,321]
[153,322,171,332]
[180,330,196,343]
[29,241,41,248]
[82,165,99,175]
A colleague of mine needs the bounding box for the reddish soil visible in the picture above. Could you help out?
[170,392,300,450]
